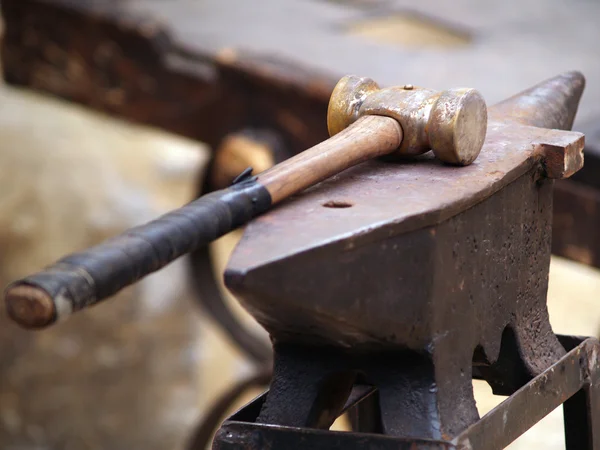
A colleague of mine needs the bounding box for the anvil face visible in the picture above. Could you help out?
[225,73,584,359]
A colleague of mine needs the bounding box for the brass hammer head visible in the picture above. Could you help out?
[327,75,488,166]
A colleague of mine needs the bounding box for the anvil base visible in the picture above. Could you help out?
[212,336,600,450]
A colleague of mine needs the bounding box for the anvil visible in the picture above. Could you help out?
[223,72,586,441]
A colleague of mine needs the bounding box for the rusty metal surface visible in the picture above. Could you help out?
[223,74,583,439]
[213,337,600,450]
[233,122,580,277]
[227,72,584,305]
[228,173,562,439]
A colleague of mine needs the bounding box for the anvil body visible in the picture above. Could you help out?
[224,73,585,439]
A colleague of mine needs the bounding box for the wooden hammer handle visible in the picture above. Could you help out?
[260,115,402,203]
[4,115,402,329]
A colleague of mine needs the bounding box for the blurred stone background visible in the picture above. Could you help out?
[0,63,206,449]
[0,7,599,450]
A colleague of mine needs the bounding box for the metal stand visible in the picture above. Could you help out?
[213,336,599,450]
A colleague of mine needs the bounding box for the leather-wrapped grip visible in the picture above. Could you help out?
[5,180,272,328]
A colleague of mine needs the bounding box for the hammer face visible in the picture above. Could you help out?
[428,88,488,165]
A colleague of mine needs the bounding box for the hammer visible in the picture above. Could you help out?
[4,76,488,328]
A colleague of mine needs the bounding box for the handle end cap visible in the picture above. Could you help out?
[5,284,55,329]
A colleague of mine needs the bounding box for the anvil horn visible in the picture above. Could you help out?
[490,71,585,130]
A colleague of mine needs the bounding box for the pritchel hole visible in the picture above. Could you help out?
[322,200,353,208]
